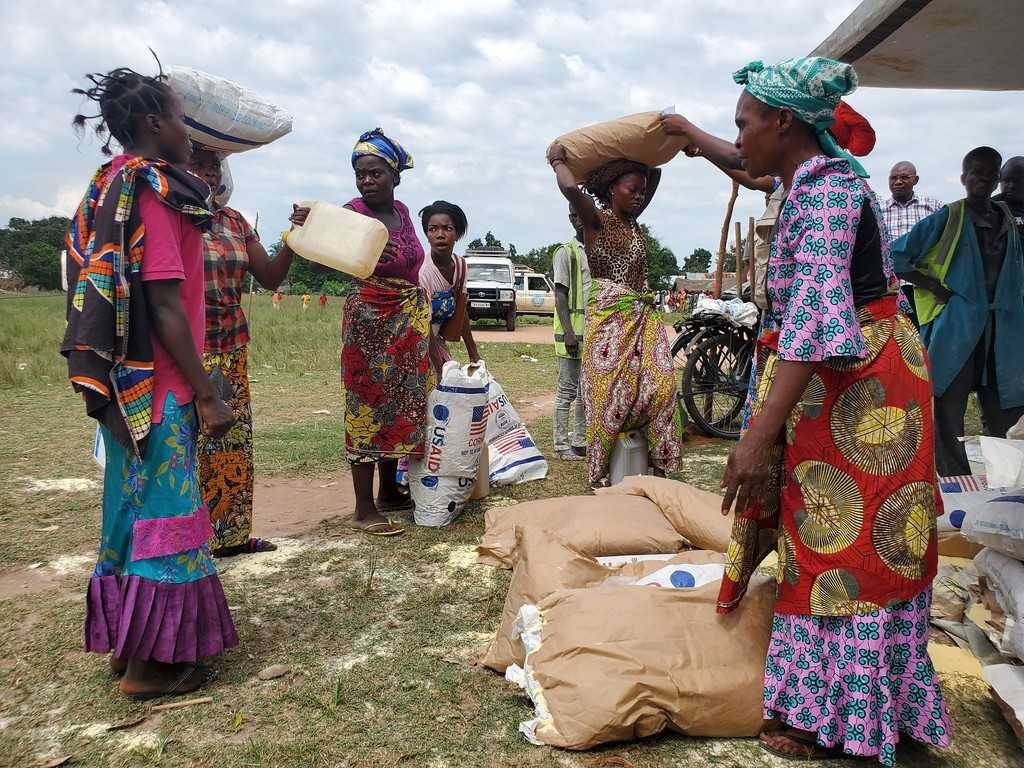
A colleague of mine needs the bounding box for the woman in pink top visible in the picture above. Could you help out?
[63,63,240,700]
[290,129,431,535]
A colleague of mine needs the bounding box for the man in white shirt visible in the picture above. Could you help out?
[881,161,942,325]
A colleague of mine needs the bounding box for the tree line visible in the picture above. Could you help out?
[0,215,726,294]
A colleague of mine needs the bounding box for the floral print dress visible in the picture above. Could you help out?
[718,156,950,764]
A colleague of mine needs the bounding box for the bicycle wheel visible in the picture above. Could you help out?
[680,332,752,439]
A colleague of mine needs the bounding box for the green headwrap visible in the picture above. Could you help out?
[733,57,869,178]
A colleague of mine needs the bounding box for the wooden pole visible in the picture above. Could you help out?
[734,221,743,296]
[713,180,739,299]
[746,216,756,300]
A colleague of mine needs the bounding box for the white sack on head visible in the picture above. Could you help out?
[168,66,292,154]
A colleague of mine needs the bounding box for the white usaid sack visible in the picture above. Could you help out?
[980,437,1024,488]
[423,361,489,477]
[963,490,1024,560]
[479,364,548,486]
[167,66,293,154]
[408,462,475,527]
[937,475,999,532]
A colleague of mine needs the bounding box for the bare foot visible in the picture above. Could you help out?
[110,655,127,677]
[119,660,212,700]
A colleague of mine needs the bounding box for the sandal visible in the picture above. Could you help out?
[213,538,278,558]
[758,728,851,761]
[376,497,415,514]
[355,521,405,537]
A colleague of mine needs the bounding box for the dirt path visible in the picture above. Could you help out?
[469,322,553,344]
[0,391,557,600]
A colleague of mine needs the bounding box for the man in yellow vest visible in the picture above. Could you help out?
[552,210,590,461]
[894,146,1024,475]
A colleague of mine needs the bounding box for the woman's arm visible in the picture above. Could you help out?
[660,114,743,170]
[248,238,294,290]
[547,142,600,233]
[461,315,480,363]
[721,360,815,515]
[144,280,234,438]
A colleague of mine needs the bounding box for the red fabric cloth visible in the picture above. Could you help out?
[831,101,876,157]
[718,296,940,616]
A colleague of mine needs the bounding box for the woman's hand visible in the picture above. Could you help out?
[289,204,310,229]
[659,113,693,137]
[720,430,777,516]
[546,141,568,166]
[196,394,235,439]
[378,240,398,264]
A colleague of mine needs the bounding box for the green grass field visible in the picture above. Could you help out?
[0,295,1013,768]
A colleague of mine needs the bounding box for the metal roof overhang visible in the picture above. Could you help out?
[812,0,1024,90]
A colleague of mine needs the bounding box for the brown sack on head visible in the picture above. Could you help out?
[476,495,686,569]
[555,112,688,180]
[512,573,776,749]
[483,529,728,674]
[597,476,734,552]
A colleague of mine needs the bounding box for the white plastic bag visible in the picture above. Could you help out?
[724,298,759,328]
[1008,413,1024,440]
[215,156,233,207]
[422,361,488,477]
[408,461,475,527]
[980,437,1024,488]
[168,66,293,154]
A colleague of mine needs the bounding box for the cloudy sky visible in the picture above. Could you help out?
[3,0,1020,264]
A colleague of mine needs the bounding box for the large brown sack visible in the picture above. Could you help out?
[555,112,688,180]
[509,570,776,749]
[476,495,686,569]
[598,475,734,552]
[482,528,705,674]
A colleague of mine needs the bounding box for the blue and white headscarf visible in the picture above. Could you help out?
[733,57,868,178]
[351,128,414,173]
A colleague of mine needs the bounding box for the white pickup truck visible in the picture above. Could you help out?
[465,249,517,331]
[514,270,556,316]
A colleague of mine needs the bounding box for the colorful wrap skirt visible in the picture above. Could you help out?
[718,296,941,617]
[342,277,432,463]
[86,392,238,662]
[764,588,951,764]
[580,278,682,485]
[198,346,254,553]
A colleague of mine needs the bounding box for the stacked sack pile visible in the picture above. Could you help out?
[475,475,778,749]
[957,425,1024,743]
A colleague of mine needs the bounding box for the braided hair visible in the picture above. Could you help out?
[419,200,469,240]
[583,159,650,207]
[72,54,177,155]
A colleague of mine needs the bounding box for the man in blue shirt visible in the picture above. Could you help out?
[893,146,1024,476]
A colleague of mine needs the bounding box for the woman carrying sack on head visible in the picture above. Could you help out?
[189,146,296,557]
[417,200,480,379]
[674,57,949,764]
[547,145,683,488]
